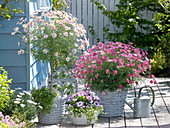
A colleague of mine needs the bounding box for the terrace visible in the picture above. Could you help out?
[36,77,170,128]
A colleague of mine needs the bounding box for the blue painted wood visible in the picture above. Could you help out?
[11,83,27,90]
[0,34,25,49]
[0,16,26,33]
[0,50,26,66]
[3,66,26,83]
[0,0,52,91]
[30,63,50,89]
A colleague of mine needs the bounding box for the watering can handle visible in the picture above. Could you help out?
[138,86,155,106]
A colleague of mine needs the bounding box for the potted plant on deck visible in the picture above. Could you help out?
[12,10,89,124]
[73,42,156,117]
[66,91,103,125]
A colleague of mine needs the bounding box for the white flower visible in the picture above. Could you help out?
[14,101,20,104]
[74,43,79,47]
[54,52,59,57]
[23,91,31,96]
[20,104,25,108]
[16,98,22,101]
[38,105,43,109]
[63,32,68,36]
[72,49,77,53]
[19,92,25,95]
[11,32,16,35]
[13,27,19,32]
[27,100,37,105]
[66,57,70,61]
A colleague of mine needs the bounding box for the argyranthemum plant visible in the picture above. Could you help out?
[12,10,89,86]
[73,42,156,91]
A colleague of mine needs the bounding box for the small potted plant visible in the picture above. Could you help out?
[66,91,103,125]
[73,42,156,117]
[31,86,64,124]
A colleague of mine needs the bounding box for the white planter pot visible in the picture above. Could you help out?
[70,113,96,125]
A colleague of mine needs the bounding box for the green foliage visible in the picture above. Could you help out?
[31,86,57,114]
[150,48,167,73]
[90,0,162,49]
[0,67,12,111]
[153,0,170,70]
[12,109,36,128]
[0,122,9,128]
[52,0,68,10]
[3,88,37,121]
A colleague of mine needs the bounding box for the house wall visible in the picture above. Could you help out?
[0,0,29,90]
[0,0,51,90]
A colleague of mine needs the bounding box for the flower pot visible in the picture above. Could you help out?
[38,96,66,124]
[95,90,128,117]
[69,112,98,125]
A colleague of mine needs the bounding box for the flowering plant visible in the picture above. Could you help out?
[73,42,155,91]
[3,88,37,121]
[66,91,103,124]
[0,112,26,128]
[12,10,89,86]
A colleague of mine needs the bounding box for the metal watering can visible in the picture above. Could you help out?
[125,86,155,118]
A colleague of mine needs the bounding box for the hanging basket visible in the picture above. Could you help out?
[38,96,66,124]
[95,90,128,117]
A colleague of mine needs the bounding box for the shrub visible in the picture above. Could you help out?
[0,67,12,111]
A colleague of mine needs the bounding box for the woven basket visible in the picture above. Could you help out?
[38,96,66,124]
[95,90,127,117]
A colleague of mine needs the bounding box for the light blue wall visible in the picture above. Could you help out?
[0,0,52,90]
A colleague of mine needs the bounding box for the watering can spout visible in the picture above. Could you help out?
[124,100,136,112]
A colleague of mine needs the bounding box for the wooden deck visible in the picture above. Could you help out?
[36,77,170,128]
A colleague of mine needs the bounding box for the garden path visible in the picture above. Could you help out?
[36,77,170,128]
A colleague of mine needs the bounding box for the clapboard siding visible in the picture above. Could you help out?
[0,0,28,90]
[0,34,25,49]
[0,0,52,90]
[4,66,27,83]
[0,50,26,66]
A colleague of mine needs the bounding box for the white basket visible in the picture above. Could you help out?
[38,96,66,124]
[95,90,127,117]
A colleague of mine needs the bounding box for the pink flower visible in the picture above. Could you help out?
[83,70,87,74]
[95,74,99,78]
[154,80,157,84]
[135,81,138,85]
[98,59,103,65]
[106,69,110,74]
[92,64,97,68]
[150,80,153,84]
[113,70,117,75]
[90,70,94,74]
[118,85,123,88]
[98,66,102,70]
